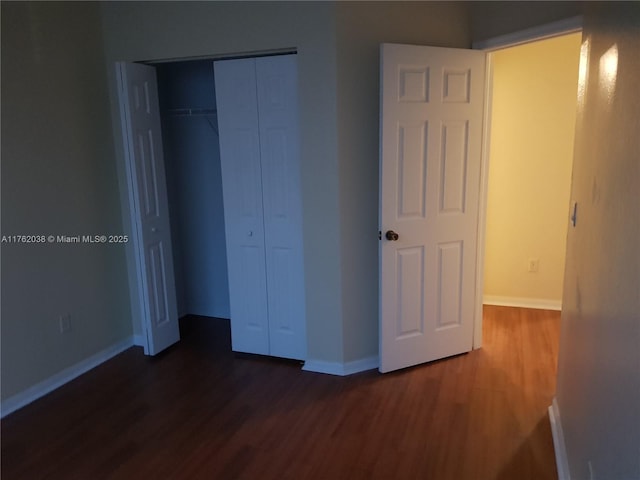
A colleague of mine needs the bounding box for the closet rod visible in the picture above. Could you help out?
[166,107,217,117]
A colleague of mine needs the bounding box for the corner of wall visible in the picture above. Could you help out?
[302,355,379,376]
[549,397,571,480]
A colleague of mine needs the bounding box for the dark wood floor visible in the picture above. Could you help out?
[1,306,560,480]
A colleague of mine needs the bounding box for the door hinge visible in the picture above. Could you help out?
[378,230,382,240]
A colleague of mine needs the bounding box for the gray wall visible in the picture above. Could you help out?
[555,4,640,479]
[1,2,132,400]
[157,60,230,319]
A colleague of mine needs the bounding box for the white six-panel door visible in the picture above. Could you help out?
[379,44,485,373]
[215,55,306,360]
[117,62,180,355]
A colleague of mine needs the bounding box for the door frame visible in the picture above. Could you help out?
[471,16,583,348]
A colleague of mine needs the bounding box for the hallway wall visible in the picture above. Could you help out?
[555,4,640,479]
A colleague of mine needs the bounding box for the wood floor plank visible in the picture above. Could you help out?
[1,306,559,479]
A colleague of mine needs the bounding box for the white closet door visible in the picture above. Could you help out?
[256,55,306,360]
[215,59,269,355]
[116,62,180,355]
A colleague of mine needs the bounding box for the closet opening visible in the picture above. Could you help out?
[125,53,307,360]
[155,59,229,322]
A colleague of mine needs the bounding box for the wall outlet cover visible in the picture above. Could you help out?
[59,314,71,333]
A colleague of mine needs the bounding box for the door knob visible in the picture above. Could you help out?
[385,230,399,241]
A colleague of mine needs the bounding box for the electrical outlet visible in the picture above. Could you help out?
[59,314,71,333]
[528,258,540,273]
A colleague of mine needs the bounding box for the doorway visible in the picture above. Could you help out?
[483,33,582,310]
[475,30,583,346]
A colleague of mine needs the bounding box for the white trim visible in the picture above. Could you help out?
[473,16,583,52]
[133,334,146,346]
[1,337,135,418]
[343,356,379,375]
[473,52,495,350]
[483,295,561,311]
[302,360,346,376]
[302,356,379,376]
[549,398,571,480]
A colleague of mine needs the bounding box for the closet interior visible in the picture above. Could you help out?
[155,55,306,361]
[156,60,230,320]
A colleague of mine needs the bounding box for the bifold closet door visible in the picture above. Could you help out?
[215,55,306,360]
[255,56,306,360]
[215,59,269,355]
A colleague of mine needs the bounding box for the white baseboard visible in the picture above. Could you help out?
[303,355,379,376]
[549,397,571,480]
[133,334,145,346]
[1,336,135,418]
[483,295,562,311]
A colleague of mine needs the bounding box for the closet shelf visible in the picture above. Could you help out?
[166,107,217,117]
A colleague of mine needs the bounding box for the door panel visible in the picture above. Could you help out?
[396,246,425,338]
[216,54,306,360]
[117,62,179,355]
[437,241,463,328]
[439,121,469,213]
[397,123,428,219]
[215,59,270,355]
[148,242,170,327]
[256,55,306,360]
[379,44,485,373]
